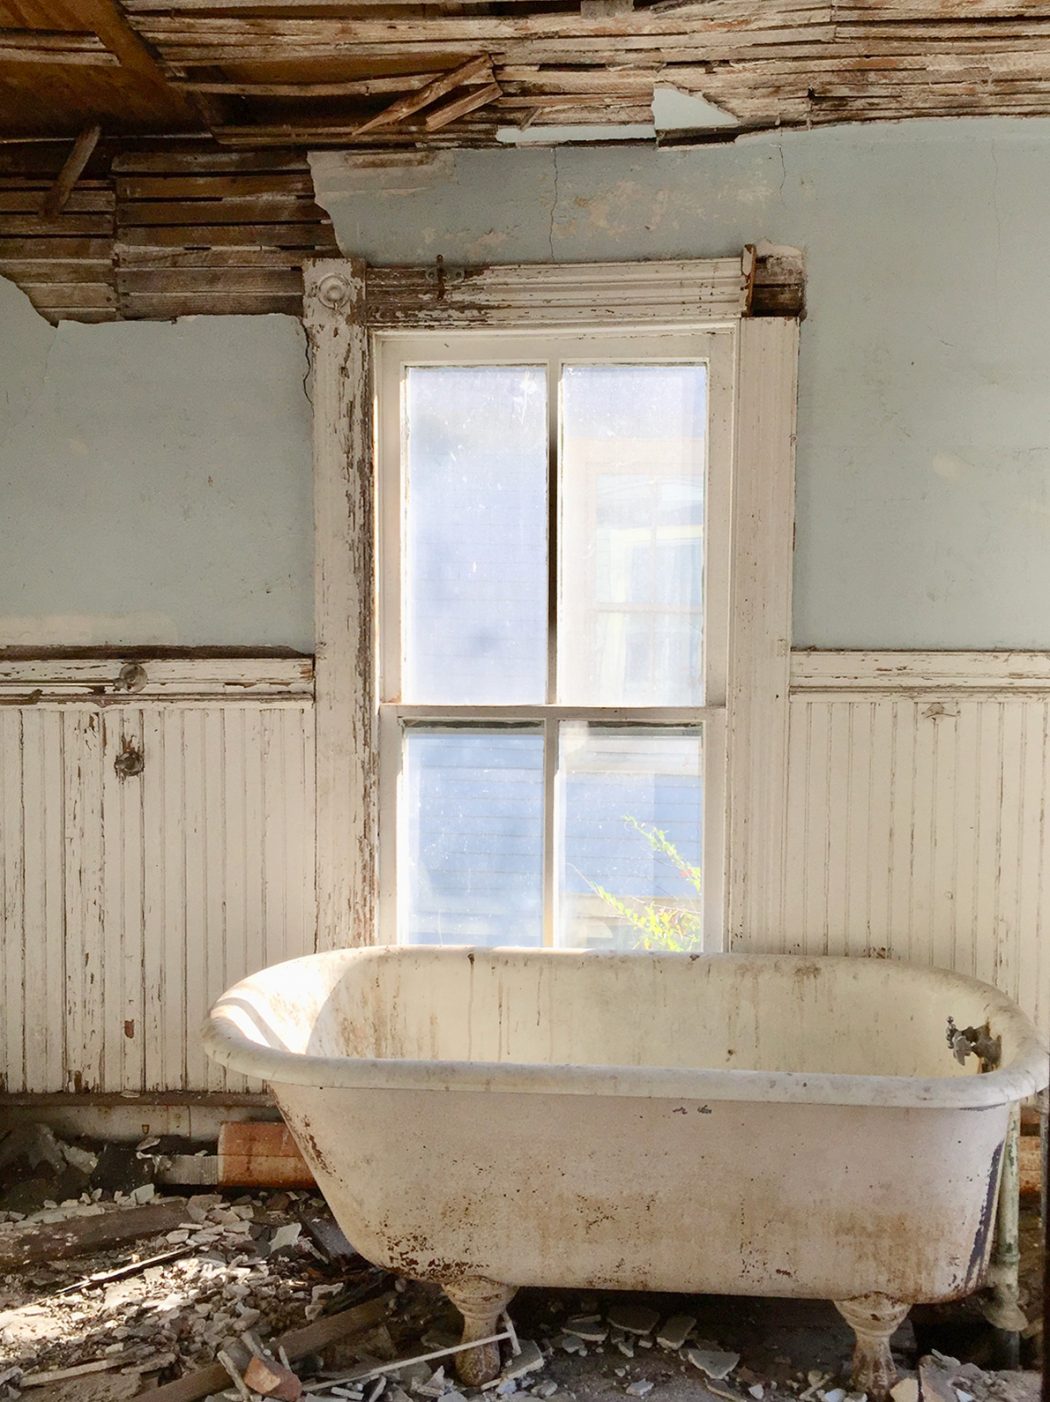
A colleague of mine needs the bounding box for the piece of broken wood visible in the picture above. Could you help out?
[0,1200,187,1271]
[55,1243,196,1295]
[352,54,492,137]
[146,1290,396,1402]
[42,124,102,218]
[20,1356,128,1387]
[299,1211,358,1264]
[217,1121,316,1189]
[424,81,503,130]
[317,1317,518,1390]
[1019,1132,1042,1200]
[244,1354,304,1400]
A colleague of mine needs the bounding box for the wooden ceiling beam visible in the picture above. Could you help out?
[74,0,205,128]
[3,3,1050,154]
[76,2,181,91]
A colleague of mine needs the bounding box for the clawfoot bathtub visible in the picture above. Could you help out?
[203,949,1048,1395]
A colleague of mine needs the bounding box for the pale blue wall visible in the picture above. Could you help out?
[315,120,1050,650]
[2,121,1049,650]
[0,281,313,650]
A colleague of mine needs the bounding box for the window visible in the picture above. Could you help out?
[376,330,733,950]
[306,258,798,952]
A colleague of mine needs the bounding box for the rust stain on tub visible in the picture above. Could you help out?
[792,962,822,979]
[383,1229,475,1284]
[294,1120,335,1178]
[204,946,1048,1363]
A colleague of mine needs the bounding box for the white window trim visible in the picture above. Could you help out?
[303,255,798,952]
[375,328,731,949]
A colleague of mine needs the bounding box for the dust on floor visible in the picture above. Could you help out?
[0,1131,1043,1402]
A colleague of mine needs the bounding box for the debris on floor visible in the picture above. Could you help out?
[0,1124,1043,1402]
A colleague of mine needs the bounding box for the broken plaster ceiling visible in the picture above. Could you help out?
[0,1,1042,323]
[7,3,1050,152]
[495,86,738,145]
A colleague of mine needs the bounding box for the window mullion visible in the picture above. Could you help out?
[546,357,559,708]
[543,358,559,947]
[542,715,557,948]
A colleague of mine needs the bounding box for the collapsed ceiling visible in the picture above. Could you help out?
[8,2,1050,146]
[1,1,1047,321]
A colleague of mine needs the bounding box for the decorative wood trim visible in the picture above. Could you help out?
[0,656,313,704]
[365,256,751,329]
[304,259,377,951]
[791,649,1050,696]
[727,318,799,950]
[308,253,799,953]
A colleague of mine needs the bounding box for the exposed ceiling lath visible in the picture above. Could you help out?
[0,1,1040,320]
[0,143,338,324]
[3,2,1050,149]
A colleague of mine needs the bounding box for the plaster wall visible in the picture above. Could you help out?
[0,283,313,650]
[1,120,1048,649]
[314,120,1050,650]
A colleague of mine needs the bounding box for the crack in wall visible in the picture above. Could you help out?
[990,142,1003,310]
[549,150,560,261]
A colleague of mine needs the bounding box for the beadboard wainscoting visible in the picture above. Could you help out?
[0,659,315,1096]
[1,650,1048,1096]
[777,652,1050,1042]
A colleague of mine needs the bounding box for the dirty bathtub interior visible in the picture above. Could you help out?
[203,949,1049,1398]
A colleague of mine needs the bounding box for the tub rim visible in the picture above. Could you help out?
[202,947,1050,1110]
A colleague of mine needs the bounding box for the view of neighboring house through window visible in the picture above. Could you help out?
[376,328,733,950]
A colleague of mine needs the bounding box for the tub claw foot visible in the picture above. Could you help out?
[445,1278,517,1387]
[834,1294,910,1400]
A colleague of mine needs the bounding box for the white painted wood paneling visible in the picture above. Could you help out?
[726,317,798,948]
[304,259,378,953]
[0,662,315,1095]
[778,681,1050,1042]
[5,647,1048,1093]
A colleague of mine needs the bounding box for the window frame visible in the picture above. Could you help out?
[374,329,733,949]
[303,255,798,956]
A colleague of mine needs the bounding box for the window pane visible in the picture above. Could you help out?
[404,366,547,703]
[402,729,544,946]
[558,725,703,951]
[558,364,706,706]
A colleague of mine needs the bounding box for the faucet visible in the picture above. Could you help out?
[946,1016,1001,1071]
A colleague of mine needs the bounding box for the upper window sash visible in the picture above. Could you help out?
[374,326,736,716]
